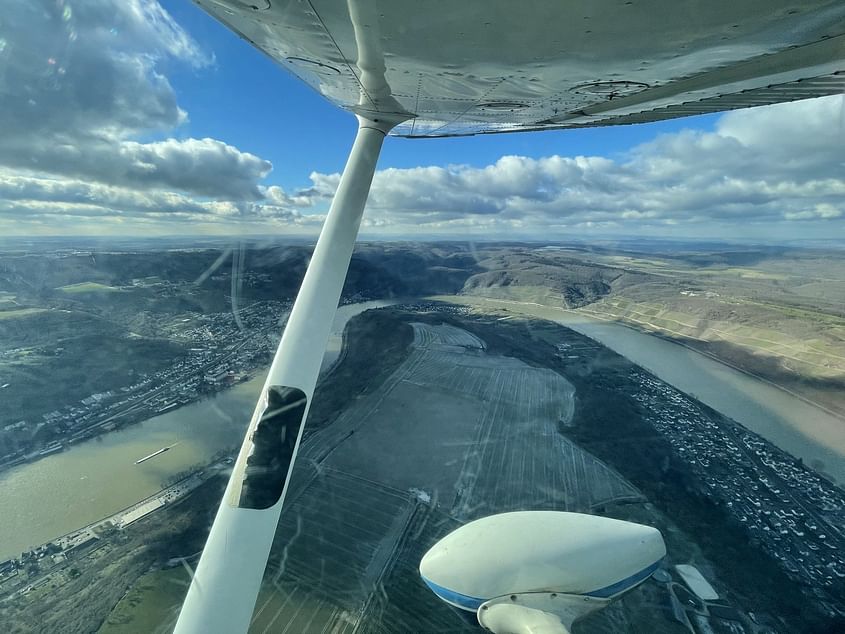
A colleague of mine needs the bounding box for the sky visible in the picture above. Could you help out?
[0,0,843,241]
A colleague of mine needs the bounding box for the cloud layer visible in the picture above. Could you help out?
[1,1,843,238]
[348,95,844,236]
[0,0,272,208]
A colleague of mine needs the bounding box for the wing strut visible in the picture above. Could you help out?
[174,114,399,634]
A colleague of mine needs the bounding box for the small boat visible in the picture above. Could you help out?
[135,446,170,465]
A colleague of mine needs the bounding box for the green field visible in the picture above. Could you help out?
[56,282,124,293]
[0,307,186,427]
[579,297,845,380]
[462,283,567,306]
[98,568,187,634]
[0,308,47,320]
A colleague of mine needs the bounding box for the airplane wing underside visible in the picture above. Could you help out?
[194,0,845,137]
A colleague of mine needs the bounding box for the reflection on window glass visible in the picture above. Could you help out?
[231,386,306,510]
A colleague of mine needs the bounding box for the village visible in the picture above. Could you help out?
[631,371,845,616]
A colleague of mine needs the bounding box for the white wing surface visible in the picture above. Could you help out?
[195,0,845,137]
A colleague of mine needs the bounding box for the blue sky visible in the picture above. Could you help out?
[0,0,842,239]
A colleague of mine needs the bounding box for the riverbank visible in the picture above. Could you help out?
[431,295,845,485]
[0,302,415,633]
[0,299,398,480]
[436,310,843,629]
[0,300,399,561]
[0,381,246,477]
[0,461,228,600]
[6,302,842,633]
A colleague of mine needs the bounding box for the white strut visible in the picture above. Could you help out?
[174,114,400,634]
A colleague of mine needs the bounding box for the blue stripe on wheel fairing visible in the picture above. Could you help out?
[422,557,663,610]
[420,576,485,612]
[582,559,663,598]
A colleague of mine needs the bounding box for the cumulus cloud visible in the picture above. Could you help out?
[294,95,845,237]
[0,169,322,230]
[0,0,271,201]
[1,0,205,140]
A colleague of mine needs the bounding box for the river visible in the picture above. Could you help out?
[4,295,843,560]
[438,296,845,486]
[0,300,395,560]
